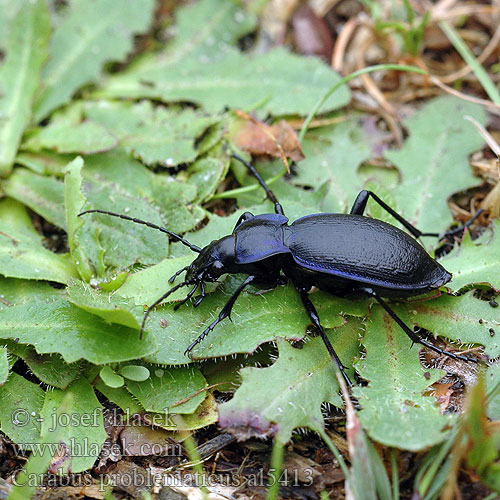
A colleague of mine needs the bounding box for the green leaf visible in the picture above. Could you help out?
[100,365,124,388]
[0,0,29,51]
[64,156,94,281]
[219,326,360,442]
[95,381,218,431]
[95,380,142,416]
[33,0,156,121]
[386,96,487,231]
[79,154,204,274]
[99,47,350,116]
[83,101,219,167]
[0,198,78,283]
[66,279,140,330]
[82,152,205,234]
[0,290,157,364]
[294,119,372,212]
[152,0,256,65]
[440,221,500,293]
[354,307,450,451]
[0,277,57,303]
[40,377,107,473]
[96,0,256,98]
[15,150,73,176]
[7,154,204,276]
[66,156,165,278]
[98,271,129,292]
[150,177,205,234]
[186,157,229,203]
[4,167,67,229]
[119,365,150,382]
[440,21,500,105]
[363,180,399,225]
[168,393,218,431]
[0,347,9,385]
[6,342,80,389]
[0,372,44,447]
[116,255,201,304]
[23,120,118,154]
[396,292,500,358]
[0,0,50,176]
[126,364,207,414]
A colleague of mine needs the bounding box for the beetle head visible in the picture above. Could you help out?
[185,235,235,282]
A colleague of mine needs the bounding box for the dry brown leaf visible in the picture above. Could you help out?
[292,5,334,62]
[231,115,304,162]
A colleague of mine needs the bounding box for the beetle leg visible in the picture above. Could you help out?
[233,211,255,231]
[351,191,484,241]
[184,275,256,357]
[365,289,479,364]
[193,282,205,307]
[350,190,436,239]
[173,284,199,311]
[232,154,285,216]
[438,208,484,241]
[140,280,190,339]
[293,285,353,388]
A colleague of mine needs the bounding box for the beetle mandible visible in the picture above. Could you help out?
[79,154,480,387]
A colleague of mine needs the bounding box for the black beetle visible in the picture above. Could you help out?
[79,154,480,386]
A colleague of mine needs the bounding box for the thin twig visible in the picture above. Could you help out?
[430,76,500,115]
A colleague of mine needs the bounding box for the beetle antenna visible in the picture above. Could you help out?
[78,209,201,253]
[231,154,285,216]
[140,280,191,339]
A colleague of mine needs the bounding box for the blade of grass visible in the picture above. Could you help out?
[298,64,427,143]
[181,431,208,499]
[439,21,500,105]
[483,493,500,500]
[103,487,117,500]
[318,428,351,482]
[416,428,459,497]
[391,449,399,500]
[423,456,452,500]
[464,115,500,157]
[266,437,285,500]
